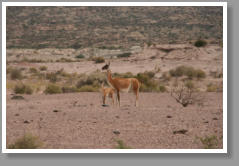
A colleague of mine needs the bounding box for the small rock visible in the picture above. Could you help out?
[115,116,120,119]
[166,115,172,118]
[15,113,20,116]
[102,104,108,107]
[204,121,209,123]
[53,110,60,113]
[113,130,120,135]
[213,117,218,120]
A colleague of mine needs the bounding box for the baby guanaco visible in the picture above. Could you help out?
[101,82,115,106]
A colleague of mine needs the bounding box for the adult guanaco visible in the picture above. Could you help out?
[101,82,115,106]
[102,62,140,107]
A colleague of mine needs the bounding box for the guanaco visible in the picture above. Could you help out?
[101,82,115,106]
[102,62,140,107]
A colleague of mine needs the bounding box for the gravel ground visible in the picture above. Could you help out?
[6,92,223,149]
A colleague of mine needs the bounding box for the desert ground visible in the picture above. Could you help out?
[6,44,223,149]
[7,92,222,149]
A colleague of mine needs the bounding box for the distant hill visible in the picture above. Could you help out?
[6,6,223,49]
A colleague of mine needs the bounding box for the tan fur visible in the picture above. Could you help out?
[106,69,140,107]
[101,83,115,105]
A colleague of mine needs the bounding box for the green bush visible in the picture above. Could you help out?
[75,54,85,59]
[44,84,62,94]
[117,52,131,58]
[194,39,207,47]
[14,84,33,94]
[169,66,206,79]
[10,69,23,80]
[136,72,159,92]
[7,133,43,149]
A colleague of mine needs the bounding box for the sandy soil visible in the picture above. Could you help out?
[6,92,223,149]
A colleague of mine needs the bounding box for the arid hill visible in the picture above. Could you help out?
[7,6,222,49]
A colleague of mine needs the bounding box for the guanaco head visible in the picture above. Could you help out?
[102,61,110,70]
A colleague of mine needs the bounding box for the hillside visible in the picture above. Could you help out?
[6,6,223,49]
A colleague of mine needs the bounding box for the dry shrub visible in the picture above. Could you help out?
[39,66,47,71]
[115,140,131,149]
[169,66,206,79]
[29,67,38,73]
[78,85,99,92]
[89,56,105,63]
[44,84,62,94]
[62,86,79,93]
[170,82,196,107]
[7,133,43,149]
[10,68,23,80]
[76,71,105,89]
[14,84,33,94]
[207,83,223,92]
[197,135,219,149]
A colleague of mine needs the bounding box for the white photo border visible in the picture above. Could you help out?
[1,1,227,153]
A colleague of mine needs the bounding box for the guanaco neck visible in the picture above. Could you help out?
[107,69,114,87]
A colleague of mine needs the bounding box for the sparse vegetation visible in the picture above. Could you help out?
[169,66,206,79]
[197,135,218,149]
[117,52,131,58]
[62,86,79,93]
[39,66,47,71]
[10,68,23,80]
[56,58,74,62]
[14,84,33,94]
[7,133,43,149]
[90,56,105,63]
[44,84,62,94]
[170,82,195,107]
[6,7,222,49]
[207,83,222,92]
[46,72,58,83]
[75,54,85,59]
[115,140,131,149]
[194,39,207,47]
[78,85,99,92]
[210,70,223,78]
[76,71,105,89]
[29,67,38,73]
